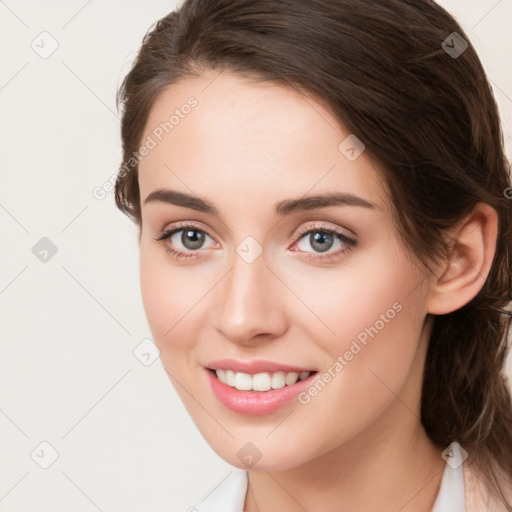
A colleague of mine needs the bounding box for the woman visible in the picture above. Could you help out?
[114,0,512,510]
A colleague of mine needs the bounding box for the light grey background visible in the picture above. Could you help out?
[0,1,511,511]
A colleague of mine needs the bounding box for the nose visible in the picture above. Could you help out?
[213,248,288,346]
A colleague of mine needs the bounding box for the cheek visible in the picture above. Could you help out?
[314,296,422,449]
[297,248,422,361]
[296,251,426,421]
[139,243,198,352]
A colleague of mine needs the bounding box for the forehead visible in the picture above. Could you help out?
[138,71,388,213]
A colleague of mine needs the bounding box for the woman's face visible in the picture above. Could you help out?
[137,70,432,470]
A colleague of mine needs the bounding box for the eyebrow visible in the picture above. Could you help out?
[143,188,376,215]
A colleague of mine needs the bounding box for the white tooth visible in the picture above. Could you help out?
[219,369,308,391]
[285,372,299,386]
[225,369,236,387]
[234,371,253,390]
[271,371,287,389]
[252,372,272,391]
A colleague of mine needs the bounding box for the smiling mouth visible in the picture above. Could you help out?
[207,368,318,392]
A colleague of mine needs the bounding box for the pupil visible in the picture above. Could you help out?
[310,232,333,253]
[182,229,204,249]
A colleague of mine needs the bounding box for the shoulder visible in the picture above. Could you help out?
[464,461,512,512]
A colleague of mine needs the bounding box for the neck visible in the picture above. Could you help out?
[245,417,445,512]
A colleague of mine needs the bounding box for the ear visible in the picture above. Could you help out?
[426,203,498,315]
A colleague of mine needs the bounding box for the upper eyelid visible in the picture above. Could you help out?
[160,221,215,238]
[294,222,356,240]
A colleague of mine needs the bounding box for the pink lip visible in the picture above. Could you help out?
[205,367,318,416]
[206,358,316,374]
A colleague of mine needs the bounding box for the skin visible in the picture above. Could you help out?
[136,70,498,511]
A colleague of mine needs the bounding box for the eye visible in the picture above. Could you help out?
[291,223,357,262]
[153,221,357,263]
[153,223,217,260]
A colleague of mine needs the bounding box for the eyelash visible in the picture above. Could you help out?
[153,222,358,262]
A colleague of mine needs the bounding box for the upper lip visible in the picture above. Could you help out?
[206,358,317,374]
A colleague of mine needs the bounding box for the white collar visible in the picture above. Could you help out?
[431,442,466,512]
[190,458,465,511]
[190,469,248,511]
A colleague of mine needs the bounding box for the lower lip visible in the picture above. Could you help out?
[206,368,317,416]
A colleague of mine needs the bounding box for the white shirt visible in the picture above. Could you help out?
[186,458,465,512]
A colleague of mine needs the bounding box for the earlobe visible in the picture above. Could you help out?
[426,203,498,315]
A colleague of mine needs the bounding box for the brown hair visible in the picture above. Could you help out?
[114,0,512,504]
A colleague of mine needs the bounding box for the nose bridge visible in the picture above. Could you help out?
[214,240,286,343]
